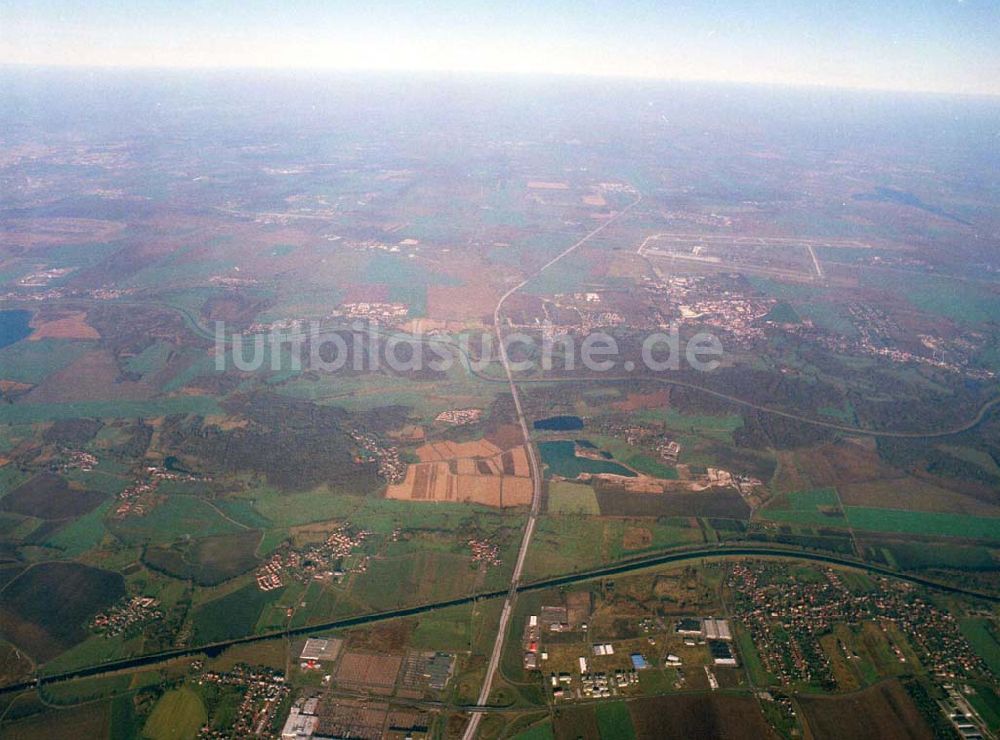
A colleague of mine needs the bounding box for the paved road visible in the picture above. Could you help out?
[807,243,825,279]
[461,192,644,740]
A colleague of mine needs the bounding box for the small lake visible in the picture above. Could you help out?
[533,415,584,431]
[0,310,32,349]
[538,440,636,478]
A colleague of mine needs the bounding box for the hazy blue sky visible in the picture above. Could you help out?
[2,1,998,95]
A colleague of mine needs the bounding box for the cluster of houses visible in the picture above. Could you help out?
[255,526,371,592]
[467,538,501,567]
[91,596,161,637]
[196,664,288,739]
[434,408,482,425]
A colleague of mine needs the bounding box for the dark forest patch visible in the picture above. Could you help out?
[0,473,105,520]
[143,530,261,586]
[192,582,283,645]
[595,486,749,519]
[43,417,103,446]
[159,393,380,492]
[0,562,124,661]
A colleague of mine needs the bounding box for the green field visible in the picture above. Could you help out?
[0,396,222,424]
[143,687,208,740]
[111,496,248,545]
[0,338,92,384]
[124,340,174,376]
[43,499,114,557]
[845,507,1000,541]
[192,582,285,644]
[624,454,679,478]
[524,516,702,580]
[735,623,774,686]
[759,488,844,525]
[410,603,473,650]
[861,270,1000,325]
[967,682,1000,733]
[512,720,556,740]
[547,481,601,514]
[251,487,518,532]
[633,407,744,443]
[759,492,1000,542]
[595,701,637,740]
[937,445,1000,477]
[351,549,478,611]
[959,619,1000,676]
[880,542,995,571]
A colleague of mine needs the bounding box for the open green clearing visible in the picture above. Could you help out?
[633,408,744,441]
[143,687,208,740]
[959,619,1000,676]
[759,488,844,524]
[967,682,1000,733]
[845,507,1000,541]
[192,582,286,644]
[524,516,703,579]
[0,338,92,384]
[624,454,679,478]
[111,496,248,545]
[250,488,519,532]
[0,396,221,424]
[760,491,1000,541]
[547,481,601,515]
[861,270,1000,325]
[595,701,638,740]
[512,720,555,740]
[879,542,995,571]
[410,603,473,651]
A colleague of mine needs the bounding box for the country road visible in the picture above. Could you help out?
[462,190,644,740]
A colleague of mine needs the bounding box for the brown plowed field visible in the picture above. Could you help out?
[334,652,402,695]
[501,477,533,507]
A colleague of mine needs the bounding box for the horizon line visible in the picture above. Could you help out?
[2,61,998,101]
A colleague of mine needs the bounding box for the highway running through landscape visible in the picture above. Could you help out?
[461,192,643,740]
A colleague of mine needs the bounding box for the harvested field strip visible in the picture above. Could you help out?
[797,679,933,740]
[626,694,775,740]
[386,446,532,507]
[501,477,533,507]
[335,651,403,695]
[455,474,501,506]
[415,439,502,462]
[510,446,530,476]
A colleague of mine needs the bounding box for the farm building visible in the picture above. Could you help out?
[675,618,703,635]
[630,653,650,670]
[299,637,342,662]
[423,652,455,690]
[703,618,732,641]
[709,641,737,666]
